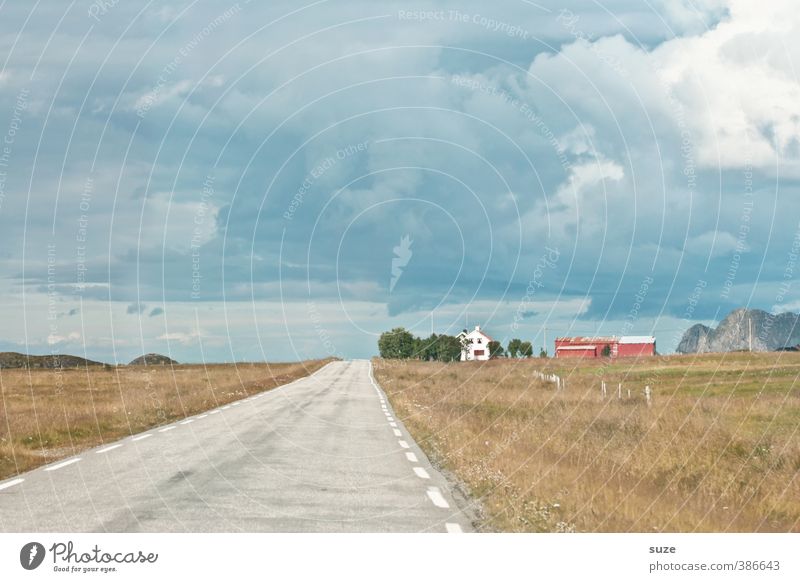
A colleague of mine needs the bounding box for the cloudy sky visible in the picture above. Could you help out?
[1,0,798,363]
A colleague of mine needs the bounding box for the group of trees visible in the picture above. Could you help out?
[506,338,534,358]
[377,328,463,361]
[377,328,546,361]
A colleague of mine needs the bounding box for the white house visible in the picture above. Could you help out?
[458,325,494,361]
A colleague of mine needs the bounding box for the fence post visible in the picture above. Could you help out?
[645,385,652,407]
[627,388,631,399]
[617,383,621,399]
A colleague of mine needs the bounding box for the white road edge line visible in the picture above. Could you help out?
[209,410,220,415]
[398,440,410,449]
[389,422,398,427]
[413,467,431,479]
[426,486,450,508]
[446,523,463,533]
[131,434,153,442]
[179,419,194,425]
[158,426,176,433]
[405,452,418,462]
[95,444,123,454]
[197,414,208,419]
[392,429,402,437]
[44,458,82,472]
[0,478,24,491]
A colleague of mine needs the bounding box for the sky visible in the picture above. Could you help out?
[1,0,799,363]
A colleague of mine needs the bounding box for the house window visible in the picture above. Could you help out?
[473,349,485,356]
[476,338,482,344]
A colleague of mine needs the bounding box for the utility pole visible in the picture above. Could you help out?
[749,317,752,352]
[544,325,547,356]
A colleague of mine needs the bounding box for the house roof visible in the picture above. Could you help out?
[461,326,494,342]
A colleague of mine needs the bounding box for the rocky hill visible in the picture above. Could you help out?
[677,308,800,353]
[128,353,178,366]
[0,352,106,369]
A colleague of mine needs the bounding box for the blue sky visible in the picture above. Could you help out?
[1,0,799,363]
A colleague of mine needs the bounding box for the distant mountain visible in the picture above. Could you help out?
[676,308,800,353]
[0,352,106,369]
[128,353,178,366]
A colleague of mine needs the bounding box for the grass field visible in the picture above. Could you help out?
[374,352,800,532]
[0,359,332,481]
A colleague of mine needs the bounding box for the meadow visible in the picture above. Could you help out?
[374,352,800,532]
[0,359,331,481]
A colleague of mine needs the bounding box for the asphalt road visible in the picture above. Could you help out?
[0,360,474,532]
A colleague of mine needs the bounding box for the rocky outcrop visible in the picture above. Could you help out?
[676,308,800,353]
[676,324,713,354]
[128,353,178,366]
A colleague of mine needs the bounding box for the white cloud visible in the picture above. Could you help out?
[686,230,744,257]
[46,331,81,345]
[534,0,800,174]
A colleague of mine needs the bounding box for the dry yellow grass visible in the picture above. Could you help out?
[0,359,332,480]
[374,352,800,532]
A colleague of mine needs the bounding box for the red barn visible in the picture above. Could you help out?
[554,337,617,358]
[616,336,656,357]
[554,336,655,358]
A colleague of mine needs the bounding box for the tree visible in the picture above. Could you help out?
[507,338,522,358]
[378,328,415,359]
[436,334,463,362]
[488,340,505,359]
[539,347,548,358]
[601,344,611,357]
[519,341,533,358]
[417,334,439,361]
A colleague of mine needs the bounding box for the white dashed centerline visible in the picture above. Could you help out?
[392,429,402,437]
[158,426,176,433]
[398,440,410,449]
[197,414,208,419]
[446,523,463,533]
[179,419,194,425]
[209,410,220,415]
[95,444,123,454]
[413,467,430,479]
[131,434,153,442]
[389,422,397,427]
[0,478,24,491]
[44,458,82,472]
[426,486,450,508]
[405,452,418,463]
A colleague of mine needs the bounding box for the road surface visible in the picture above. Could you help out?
[0,360,474,532]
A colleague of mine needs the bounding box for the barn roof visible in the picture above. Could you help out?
[555,336,616,344]
[619,336,656,344]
